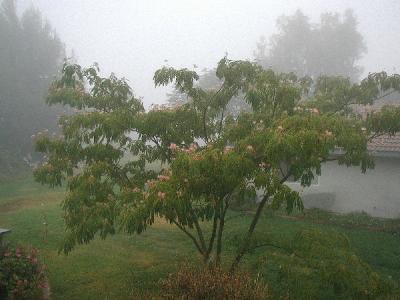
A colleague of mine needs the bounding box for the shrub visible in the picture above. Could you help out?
[161,266,269,300]
[258,229,397,299]
[0,245,47,300]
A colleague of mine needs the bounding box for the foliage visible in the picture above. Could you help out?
[0,0,65,176]
[258,229,397,299]
[0,244,47,300]
[33,55,400,273]
[255,9,366,81]
[166,68,251,117]
[309,72,400,114]
[161,266,269,300]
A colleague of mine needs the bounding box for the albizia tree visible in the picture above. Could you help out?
[34,58,400,272]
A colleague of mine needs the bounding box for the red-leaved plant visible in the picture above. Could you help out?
[0,245,47,300]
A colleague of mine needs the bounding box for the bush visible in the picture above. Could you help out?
[258,229,397,299]
[0,245,47,300]
[161,266,269,300]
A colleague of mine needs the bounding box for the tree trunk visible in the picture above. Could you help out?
[204,213,219,264]
[215,204,226,266]
[229,193,269,273]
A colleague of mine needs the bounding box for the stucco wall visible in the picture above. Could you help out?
[287,156,400,218]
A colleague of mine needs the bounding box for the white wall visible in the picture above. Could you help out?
[288,156,400,218]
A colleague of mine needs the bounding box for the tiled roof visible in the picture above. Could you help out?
[354,94,400,153]
[368,134,400,153]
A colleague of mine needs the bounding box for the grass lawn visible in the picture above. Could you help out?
[1,177,400,299]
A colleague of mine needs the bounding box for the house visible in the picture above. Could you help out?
[289,96,400,218]
[289,134,400,218]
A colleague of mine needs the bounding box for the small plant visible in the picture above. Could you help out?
[161,266,269,300]
[0,244,47,300]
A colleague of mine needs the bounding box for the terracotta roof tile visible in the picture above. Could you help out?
[353,95,400,153]
[368,134,400,153]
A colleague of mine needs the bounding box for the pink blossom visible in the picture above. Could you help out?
[146,180,156,188]
[157,174,170,181]
[224,146,234,153]
[168,143,178,151]
[15,248,22,258]
[246,145,254,152]
[157,191,166,199]
[311,108,319,114]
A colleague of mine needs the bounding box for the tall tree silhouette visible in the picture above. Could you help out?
[0,0,65,177]
[255,9,366,81]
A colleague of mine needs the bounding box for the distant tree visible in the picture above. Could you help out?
[34,56,400,282]
[0,0,65,177]
[255,9,366,81]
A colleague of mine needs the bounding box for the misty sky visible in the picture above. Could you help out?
[18,0,400,107]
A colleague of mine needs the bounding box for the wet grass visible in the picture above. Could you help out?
[1,177,400,298]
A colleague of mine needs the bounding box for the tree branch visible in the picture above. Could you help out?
[217,108,225,137]
[254,242,303,259]
[229,191,270,273]
[202,107,209,143]
[206,212,219,257]
[172,220,204,256]
[280,169,293,184]
[192,215,207,252]
[367,132,386,142]
[215,195,231,266]
[150,137,170,162]
[372,90,396,103]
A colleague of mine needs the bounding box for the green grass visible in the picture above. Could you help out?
[0,176,63,206]
[1,177,400,299]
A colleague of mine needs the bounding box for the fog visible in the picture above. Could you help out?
[17,0,400,108]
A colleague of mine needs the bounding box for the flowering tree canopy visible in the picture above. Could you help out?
[34,57,400,270]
